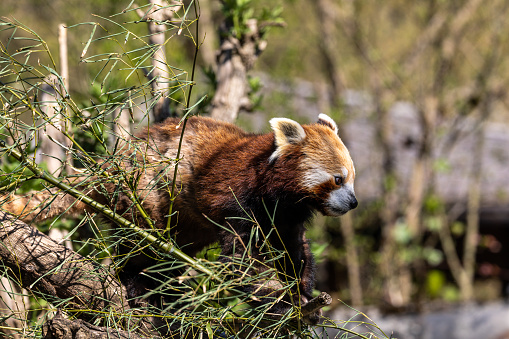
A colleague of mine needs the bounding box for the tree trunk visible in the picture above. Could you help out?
[39,78,65,176]
[137,0,182,123]
[58,23,73,175]
[196,0,218,69]
[313,0,363,306]
[339,214,363,306]
[314,0,344,106]
[461,115,486,301]
[209,19,265,122]
[209,37,250,122]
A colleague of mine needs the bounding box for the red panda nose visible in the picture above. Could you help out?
[350,197,358,210]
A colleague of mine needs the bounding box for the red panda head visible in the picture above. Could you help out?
[269,114,357,217]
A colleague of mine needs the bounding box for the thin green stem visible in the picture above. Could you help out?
[166,0,199,233]
[5,144,214,278]
[40,124,157,232]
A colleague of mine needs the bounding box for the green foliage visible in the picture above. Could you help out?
[433,158,452,174]
[0,2,391,338]
[0,154,43,195]
[451,221,466,237]
[221,0,284,38]
[422,248,443,266]
[310,242,328,264]
[383,173,397,192]
[426,270,446,298]
[424,194,444,215]
[424,216,442,232]
[222,0,256,38]
[247,75,263,110]
[259,5,285,35]
[393,221,412,245]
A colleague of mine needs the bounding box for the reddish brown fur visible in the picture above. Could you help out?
[2,115,356,321]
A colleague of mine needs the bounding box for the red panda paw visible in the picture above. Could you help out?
[299,291,332,325]
[302,308,322,325]
[294,294,322,325]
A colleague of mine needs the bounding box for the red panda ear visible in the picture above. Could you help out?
[269,117,306,163]
[270,117,306,147]
[317,113,338,134]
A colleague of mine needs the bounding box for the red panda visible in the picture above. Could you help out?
[2,113,357,321]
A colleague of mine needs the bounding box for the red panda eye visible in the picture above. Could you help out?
[334,175,343,186]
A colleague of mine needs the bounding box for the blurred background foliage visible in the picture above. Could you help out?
[2,0,509,328]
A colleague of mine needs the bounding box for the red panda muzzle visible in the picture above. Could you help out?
[324,184,358,216]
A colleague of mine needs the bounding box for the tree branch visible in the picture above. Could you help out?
[42,310,155,339]
[209,19,266,122]
[0,212,129,320]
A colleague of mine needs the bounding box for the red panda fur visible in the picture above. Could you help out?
[1,114,357,319]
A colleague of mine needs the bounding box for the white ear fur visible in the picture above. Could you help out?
[269,117,306,163]
[270,117,306,147]
[317,113,338,134]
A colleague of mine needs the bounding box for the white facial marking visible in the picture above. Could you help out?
[302,168,330,189]
[341,167,348,179]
